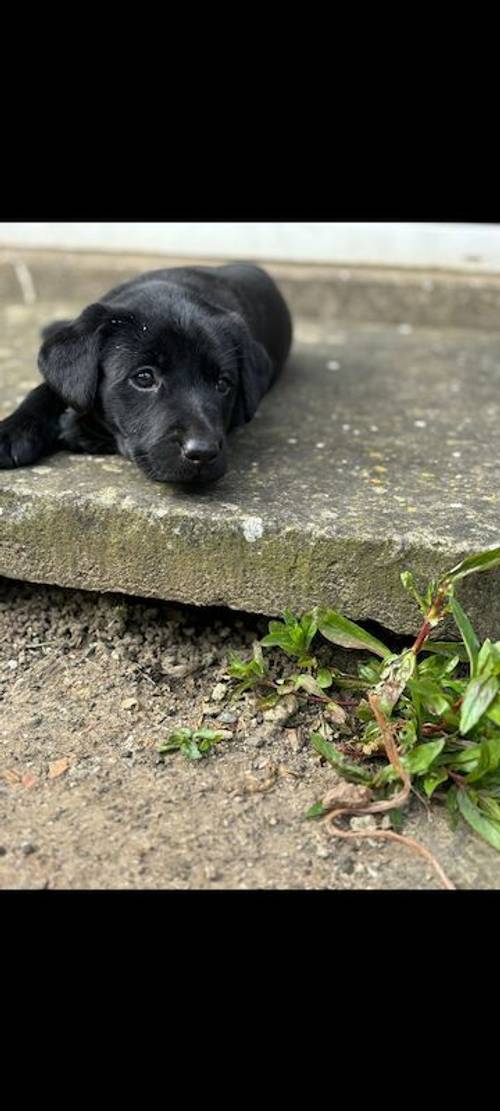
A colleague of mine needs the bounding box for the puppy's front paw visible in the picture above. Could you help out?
[0,412,52,469]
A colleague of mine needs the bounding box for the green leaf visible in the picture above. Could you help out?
[373,650,416,717]
[398,720,418,752]
[486,696,500,726]
[480,641,500,678]
[445,786,460,829]
[158,739,182,754]
[170,727,192,744]
[408,679,451,717]
[423,768,449,798]
[438,744,482,772]
[261,610,317,660]
[193,729,226,743]
[227,644,267,681]
[261,628,290,651]
[227,643,270,700]
[158,727,193,754]
[460,676,499,735]
[400,571,427,614]
[305,801,328,820]
[443,656,462,676]
[258,692,280,711]
[450,598,480,678]
[457,789,500,851]
[388,809,404,833]
[407,738,446,774]
[465,736,500,783]
[300,611,318,648]
[373,738,446,788]
[444,547,500,585]
[317,668,333,690]
[309,734,374,784]
[158,724,229,762]
[481,778,500,797]
[230,681,254,702]
[478,795,500,823]
[317,610,391,659]
[421,642,469,662]
[333,676,371,691]
[356,699,375,723]
[183,739,203,760]
[294,674,325,697]
[478,639,494,674]
[358,662,383,682]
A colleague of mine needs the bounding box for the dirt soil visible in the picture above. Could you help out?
[1,577,500,890]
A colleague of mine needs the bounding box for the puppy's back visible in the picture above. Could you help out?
[216,263,292,372]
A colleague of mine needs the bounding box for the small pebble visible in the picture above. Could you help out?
[20,841,37,856]
[248,735,265,748]
[350,816,378,833]
[211,682,227,702]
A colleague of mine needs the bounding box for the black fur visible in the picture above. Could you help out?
[0,263,292,484]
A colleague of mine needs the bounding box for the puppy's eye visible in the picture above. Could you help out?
[130,367,156,390]
[216,376,232,395]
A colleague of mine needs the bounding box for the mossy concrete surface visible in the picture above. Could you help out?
[1,300,500,636]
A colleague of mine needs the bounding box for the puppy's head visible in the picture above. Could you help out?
[38,289,274,484]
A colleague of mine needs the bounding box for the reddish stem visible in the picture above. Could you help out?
[448,769,466,787]
[412,621,432,655]
[410,585,450,656]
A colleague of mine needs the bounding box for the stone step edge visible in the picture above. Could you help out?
[2,248,500,332]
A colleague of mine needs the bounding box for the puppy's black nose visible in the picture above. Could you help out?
[182,437,221,465]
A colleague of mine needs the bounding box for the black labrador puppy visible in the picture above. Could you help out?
[0,263,292,484]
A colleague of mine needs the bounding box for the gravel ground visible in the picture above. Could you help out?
[2,576,500,890]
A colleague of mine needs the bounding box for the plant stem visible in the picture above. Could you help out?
[412,621,432,655]
[411,584,450,656]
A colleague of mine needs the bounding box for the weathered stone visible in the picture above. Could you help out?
[1,295,500,638]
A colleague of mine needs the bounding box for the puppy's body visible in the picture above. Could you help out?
[0,263,292,484]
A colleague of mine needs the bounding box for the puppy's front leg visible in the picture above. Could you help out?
[0,383,66,468]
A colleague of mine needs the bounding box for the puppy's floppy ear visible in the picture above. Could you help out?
[38,302,112,412]
[227,315,275,430]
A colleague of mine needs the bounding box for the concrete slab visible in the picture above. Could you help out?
[1,300,500,637]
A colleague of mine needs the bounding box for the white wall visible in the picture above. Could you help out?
[0,223,499,273]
